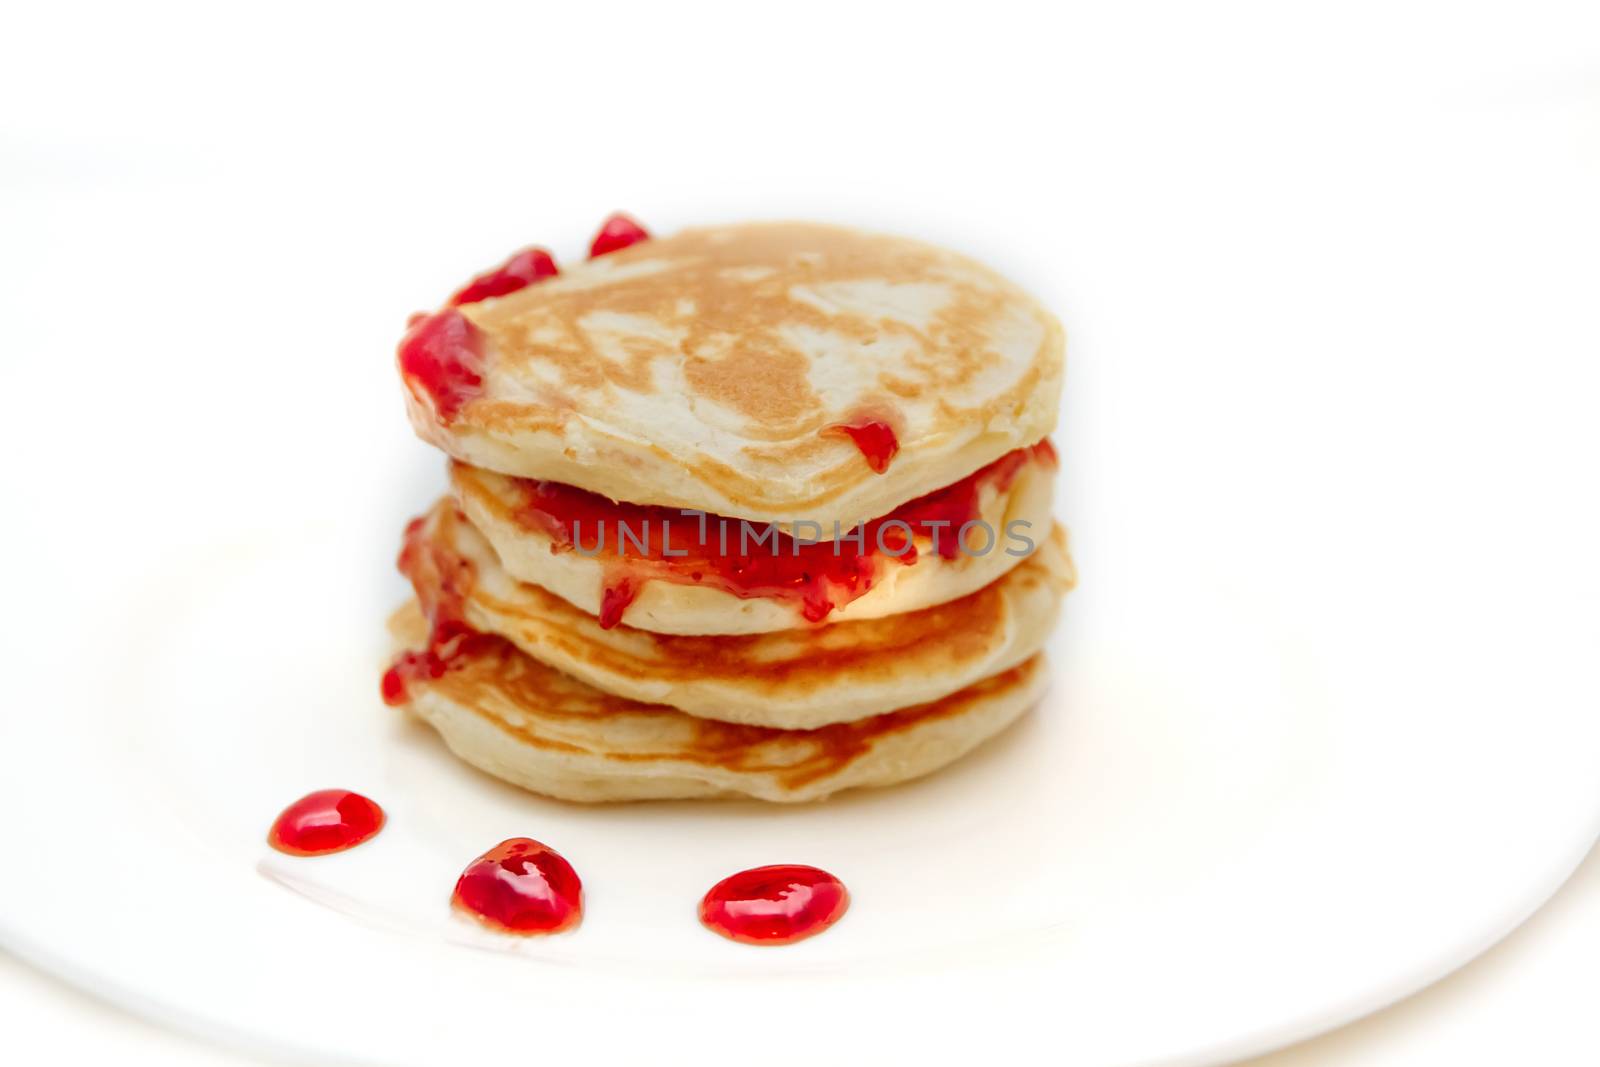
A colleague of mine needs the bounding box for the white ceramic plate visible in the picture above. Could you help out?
[4,13,1600,1058]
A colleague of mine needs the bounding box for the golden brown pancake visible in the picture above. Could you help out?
[400,499,1074,729]
[386,601,1049,803]
[400,222,1064,527]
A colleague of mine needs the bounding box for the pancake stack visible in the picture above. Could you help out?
[383,220,1072,802]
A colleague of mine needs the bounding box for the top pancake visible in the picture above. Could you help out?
[401,222,1064,527]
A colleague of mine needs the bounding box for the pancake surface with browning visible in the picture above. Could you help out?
[401,500,1073,729]
[450,448,1057,634]
[386,601,1048,803]
[401,222,1064,526]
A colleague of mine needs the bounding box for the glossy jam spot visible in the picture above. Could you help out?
[512,441,1050,622]
[589,212,650,257]
[699,864,850,945]
[449,247,558,306]
[397,308,484,423]
[267,790,385,856]
[452,838,583,935]
[828,418,900,474]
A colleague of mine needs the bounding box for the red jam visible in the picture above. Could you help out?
[589,213,650,257]
[452,838,583,935]
[597,571,641,630]
[699,865,850,945]
[513,441,1052,627]
[267,790,385,856]
[828,417,900,474]
[397,308,485,423]
[449,247,558,306]
[382,512,500,705]
[381,619,499,705]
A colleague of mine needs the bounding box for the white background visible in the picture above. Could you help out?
[3,1,1597,1064]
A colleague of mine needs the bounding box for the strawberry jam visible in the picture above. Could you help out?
[589,212,650,257]
[449,247,558,306]
[512,441,1053,627]
[452,838,583,935]
[397,308,485,423]
[381,620,500,705]
[699,865,850,945]
[597,571,641,630]
[267,790,385,856]
[383,511,501,705]
[828,418,900,474]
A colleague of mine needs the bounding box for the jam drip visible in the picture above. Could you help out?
[589,212,650,257]
[597,571,641,630]
[514,441,1052,628]
[449,247,558,306]
[267,790,385,856]
[453,838,583,935]
[828,417,900,474]
[397,308,485,423]
[380,621,499,706]
[382,512,500,705]
[699,865,850,945]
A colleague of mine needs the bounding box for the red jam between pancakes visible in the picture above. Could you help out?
[381,618,500,706]
[514,440,1055,627]
[267,790,386,856]
[699,865,850,945]
[449,247,559,306]
[453,838,584,935]
[382,514,504,705]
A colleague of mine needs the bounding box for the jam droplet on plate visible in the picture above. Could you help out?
[589,212,650,257]
[828,418,900,474]
[699,864,850,945]
[449,247,559,306]
[397,308,485,423]
[452,838,584,935]
[267,789,385,856]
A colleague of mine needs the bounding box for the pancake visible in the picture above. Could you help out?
[450,443,1056,635]
[386,601,1049,803]
[399,222,1064,528]
[399,499,1073,729]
